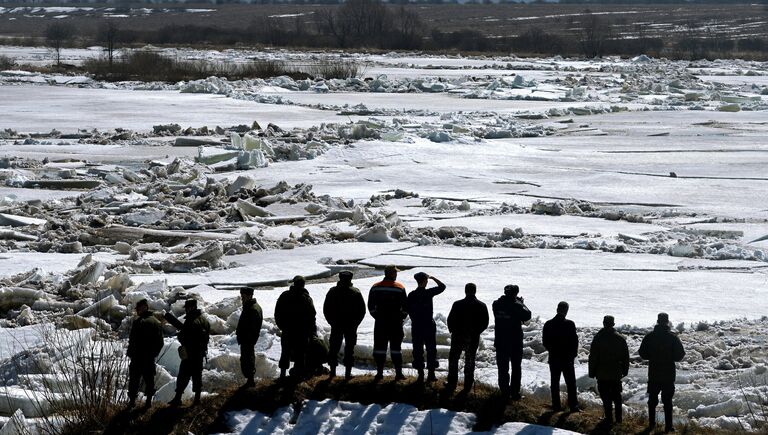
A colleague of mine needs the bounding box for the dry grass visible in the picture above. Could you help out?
[100,374,741,435]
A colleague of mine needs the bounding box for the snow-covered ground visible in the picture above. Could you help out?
[1,47,767,433]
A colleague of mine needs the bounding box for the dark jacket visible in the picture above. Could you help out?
[638,324,685,384]
[589,327,630,381]
[407,283,446,327]
[492,294,532,346]
[127,311,164,360]
[275,286,316,337]
[323,282,366,330]
[542,314,578,363]
[368,280,408,322]
[236,299,263,345]
[447,296,489,338]
[168,309,210,358]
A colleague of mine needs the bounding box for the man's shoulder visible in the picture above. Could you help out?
[371,280,406,291]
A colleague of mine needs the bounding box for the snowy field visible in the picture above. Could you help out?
[1,47,768,432]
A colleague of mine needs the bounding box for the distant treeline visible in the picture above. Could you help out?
[29,0,768,61]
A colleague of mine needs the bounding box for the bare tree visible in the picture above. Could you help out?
[578,10,611,58]
[96,21,120,67]
[45,22,76,66]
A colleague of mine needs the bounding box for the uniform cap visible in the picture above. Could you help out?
[384,265,400,275]
[184,299,197,309]
[657,312,670,325]
[603,315,615,327]
[413,272,429,281]
[503,284,519,294]
[292,275,306,285]
[338,270,353,279]
[240,287,254,295]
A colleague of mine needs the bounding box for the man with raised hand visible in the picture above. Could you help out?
[492,284,531,400]
[589,315,630,426]
[639,312,685,433]
[446,283,489,392]
[275,275,316,380]
[324,270,366,380]
[407,271,446,383]
[368,265,408,381]
[236,287,263,388]
[127,299,164,410]
[543,301,579,412]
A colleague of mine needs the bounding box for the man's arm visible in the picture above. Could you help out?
[428,276,446,296]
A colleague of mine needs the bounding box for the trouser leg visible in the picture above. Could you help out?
[511,350,523,398]
[549,362,562,409]
[128,359,142,400]
[425,323,438,370]
[412,329,425,370]
[661,383,675,431]
[293,336,308,376]
[447,335,462,386]
[240,343,255,379]
[328,328,343,367]
[464,337,479,389]
[373,322,387,371]
[391,324,404,371]
[562,360,577,409]
[648,382,661,427]
[191,356,203,393]
[598,380,613,421]
[143,360,156,398]
[279,335,292,370]
[176,359,192,393]
[496,346,510,394]
[342,327,357,368]
[613,381,623,423]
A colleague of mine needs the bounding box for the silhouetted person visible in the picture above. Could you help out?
[543,301,579,412]
[127,299,164,410]
[639,313,685,433]
[446,283,489,392]
[323,270,366,379]
[407,272,446,382]
[275,275,316,379]
[368,265,408,381]
[166,299,210,406]
[589,315,629,425]
[493,284,531,400]
[236,287,263,388]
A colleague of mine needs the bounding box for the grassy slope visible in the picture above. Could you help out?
[103,374,731,435]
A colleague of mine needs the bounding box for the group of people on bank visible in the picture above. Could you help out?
[127,265,685,432]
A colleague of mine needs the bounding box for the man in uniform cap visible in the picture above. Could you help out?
[368,265,408,381]
[275,275,316,379]
[324,270,366,379]
[127,299,164,409]
[407,271,446,382]
[639,313,685,433]
[589,315,630,425]
[446,283,489,392]
[543,301,580,412]
[493,284,531,400]
[236,287,263,388]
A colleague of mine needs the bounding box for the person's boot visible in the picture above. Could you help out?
[280,368,287,379]
[193,391,201,406]
[374,361,384,381]
[243,377,256,388]
[426,369,437,383]
[169,392,183,407]
[394,365,405,381]
[345,366,353,380]
[664,403,674,432]
[142,396,153,411]
[648,406,656,430]
[329,365,336,379]
[126,396,136,409]
[416,369,424,383]
[615,403,622,424]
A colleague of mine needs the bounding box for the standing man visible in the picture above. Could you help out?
[236,287,263,388]
[323,270,366,379]
[589,315,630,425]
[166,299,210,407]
[126,299,164,410]
[542,301,579,412]
[275,275,316,379]
[368,265,408,381]
[407,272,446,382]
[446,283,488,392]
[639,312,685,433]
[493,284,531,400]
